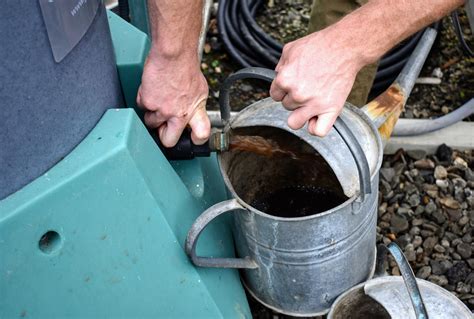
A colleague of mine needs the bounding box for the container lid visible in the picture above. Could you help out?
[364,276,472,319]
[227,98,383,198]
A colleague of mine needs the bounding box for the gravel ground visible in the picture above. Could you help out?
[201,0,474,316]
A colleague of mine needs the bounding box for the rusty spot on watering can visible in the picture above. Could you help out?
[365,85,406,140]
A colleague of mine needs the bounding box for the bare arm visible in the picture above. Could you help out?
[137,0,209,147]
[270,0,465,137]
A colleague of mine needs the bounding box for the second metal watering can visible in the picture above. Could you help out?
[185,28,438,316]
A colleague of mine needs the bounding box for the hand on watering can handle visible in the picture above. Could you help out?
[269,30,364,137]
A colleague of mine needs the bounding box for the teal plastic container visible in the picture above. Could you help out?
[0,12,250,318]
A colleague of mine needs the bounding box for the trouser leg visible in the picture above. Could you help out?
[308,0,378,106]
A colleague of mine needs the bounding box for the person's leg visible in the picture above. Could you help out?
[308,0,378,106]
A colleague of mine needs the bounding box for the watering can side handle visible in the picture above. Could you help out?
[185,199,258,269]
[375,243,429,319]
[219,67,277,123]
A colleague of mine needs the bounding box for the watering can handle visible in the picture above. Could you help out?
[219,67,371,200]
[375,243,429,319]
[185,199,258,269]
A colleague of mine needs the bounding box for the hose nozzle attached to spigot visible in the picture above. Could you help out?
[208,130,229,152]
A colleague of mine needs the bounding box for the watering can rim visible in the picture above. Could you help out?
[217,97,383,206]
[215,102,382,222]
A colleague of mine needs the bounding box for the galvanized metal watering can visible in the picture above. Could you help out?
[327,242,472,319]
[185,29,440,316]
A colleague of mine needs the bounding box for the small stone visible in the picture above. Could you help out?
[457,243,472,259]
[412,219,423,226]
[441,239,450,248]
[416,266,431,279]
[459,216,470,226]
[436,179,449,189]
[390,214,409,233]
[423,236,438,251]
[434,244,446,253]
[380,167,395,182]
[447,209,463,222]
[440,197,461,210]
[434,166,448,179]
[431,210,446,224]
[424,202,437,215]
[467,259,474,269]
[456,282,471,294]
[431,67,443,78]
[428,275,448,286]
[392,266,400,276]
[462,233,472,244]
[431,260,453,275]
[446,261,471,284]
[452,178,467,188]
[414,205,425,215]
[441,106,450,114]
[404,244,416,262]
[408,194,420,207]
[407,150,427,160]
[414,159,435,170]
[453,252,463,260]
[465,168,474,182]
[453,157,468,167]
[410,226,421,236]
[413,236,423,248]
[436,144,453,162]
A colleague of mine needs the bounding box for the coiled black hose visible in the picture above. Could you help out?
[217,0,434,97]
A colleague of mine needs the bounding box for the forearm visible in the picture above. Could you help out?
[328,0,465,68]
[147,0,203,61]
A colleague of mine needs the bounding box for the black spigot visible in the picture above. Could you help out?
[152,129,229,160]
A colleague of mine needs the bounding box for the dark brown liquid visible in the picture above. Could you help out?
[251,185,346,218]
[229,135,303,160]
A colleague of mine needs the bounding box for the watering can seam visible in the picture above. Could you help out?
[241,196,377,254]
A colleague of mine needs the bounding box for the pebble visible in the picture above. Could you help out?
[423,236,438,251]
[434,166,448,179]
[414,159,435,169]
[380,168,395,182]
[436,144,453,162]
[390,215,409,233]
[416,266,431,279]
[453,157,468,167]
[457,243,472,259]
[431,260,453,275]
[407,150,427,160]
[434,244,446,253]
[446,261,471,284]
[412,236,423,248]
[456,282,471,294]
[424,202,437,215]
[428,275,449,286]
[436,179,449,189]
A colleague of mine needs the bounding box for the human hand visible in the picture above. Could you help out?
[270,28,365,137]
[137,52,210,147]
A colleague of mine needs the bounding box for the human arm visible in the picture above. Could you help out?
[137,0,210,147]
[270,0,465,137]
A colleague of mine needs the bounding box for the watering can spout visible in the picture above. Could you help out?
[362,28,438,142]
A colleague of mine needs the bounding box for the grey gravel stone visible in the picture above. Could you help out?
[423,236,438,251]
[434,244,446,253]
[431,260,453,275]
[380,168,395,182]
[428,275,448,286]
[416,266,432,279]
[390,214,409,233]
[413,236,423,248]
[457,243,472,259]
[425,202,437,214]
